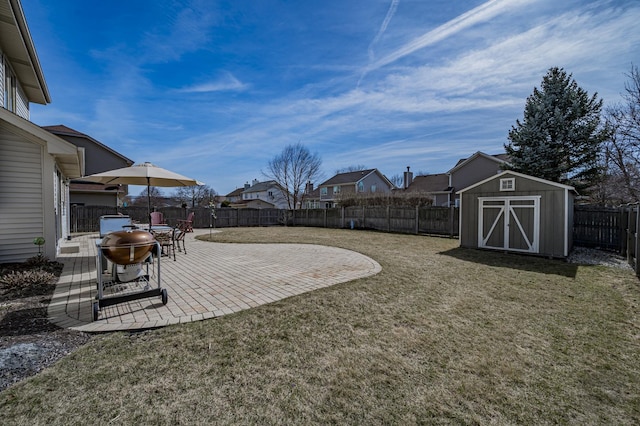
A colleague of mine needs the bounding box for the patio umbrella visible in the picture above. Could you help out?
[79,162,203,225]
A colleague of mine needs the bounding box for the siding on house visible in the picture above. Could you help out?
[16,82,28,118]
[0,130,44,262]
[0,53,4,107]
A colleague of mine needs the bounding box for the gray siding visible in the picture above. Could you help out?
[0,131,44,262]
[360,172,392,193]
[460,173,572,258]
[0,52,4,107]
[451,155,503,192]
[60,134,130,175]
[16,83,29,119]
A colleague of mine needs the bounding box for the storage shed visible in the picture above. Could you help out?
[457,171,576,258]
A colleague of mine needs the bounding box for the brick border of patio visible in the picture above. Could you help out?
[49,230,382,332]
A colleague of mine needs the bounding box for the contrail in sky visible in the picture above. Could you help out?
[368,0,400,62]
[359,0,536,81]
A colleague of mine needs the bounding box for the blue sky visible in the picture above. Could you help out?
[22,0,640,195]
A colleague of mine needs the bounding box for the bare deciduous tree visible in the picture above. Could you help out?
[264,143,322,210]
[171,185,217,208]
[600,65,640,204]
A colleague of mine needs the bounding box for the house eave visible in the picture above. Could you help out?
[0,108,83,177]
[0,0,50,104]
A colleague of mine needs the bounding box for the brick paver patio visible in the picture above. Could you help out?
[48,230,381,332]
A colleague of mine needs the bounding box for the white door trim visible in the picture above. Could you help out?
[478,196,541,253]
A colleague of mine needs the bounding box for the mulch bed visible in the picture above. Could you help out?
[0,261,92,392]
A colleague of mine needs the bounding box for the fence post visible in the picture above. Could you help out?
[628,206,634,266]
[324,209,327,228]
[387,205,390,232]
[415,205,419,235]
[341,207,344,229]
[631,204,640,277]
[619,206,626,256]
[449,206,455,237]
[362,206,365,229]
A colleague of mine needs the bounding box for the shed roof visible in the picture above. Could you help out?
[456,171,576,194]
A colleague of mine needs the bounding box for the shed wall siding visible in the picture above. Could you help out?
[0,131,44,262]
[460,173,570,257]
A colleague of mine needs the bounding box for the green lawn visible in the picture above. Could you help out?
[2,227,639,425]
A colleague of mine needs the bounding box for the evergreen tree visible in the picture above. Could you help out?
[505,67,607,192]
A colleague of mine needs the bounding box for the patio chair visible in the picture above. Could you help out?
[152,229,175,261]
[174,223,187,255]
[177,211,195,232]
[150,211,167,226]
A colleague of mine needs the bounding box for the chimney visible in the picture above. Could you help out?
[244,182,250,190]
[252,178,259,186]
[403,166,413,189]
[305,180,314,194]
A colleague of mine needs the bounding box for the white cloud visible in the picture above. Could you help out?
[178,73,249,93]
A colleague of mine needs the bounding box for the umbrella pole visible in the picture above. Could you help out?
[147,177,152,228]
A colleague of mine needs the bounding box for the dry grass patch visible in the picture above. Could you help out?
[2,227,640,424]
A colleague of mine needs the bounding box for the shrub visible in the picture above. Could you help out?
[0,269,57,292]
[0,258,62,296]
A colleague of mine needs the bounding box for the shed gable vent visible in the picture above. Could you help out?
[500,178,515,191]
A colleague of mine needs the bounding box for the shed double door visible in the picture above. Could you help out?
[478,196,540,253]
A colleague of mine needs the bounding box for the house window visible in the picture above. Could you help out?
[358,182,364,192]
[371,184,377,192]
[333,186,340,194]
[268,191,273,198]
[320,187,328,196]
[4,67,16,112]
[500,178,515,191]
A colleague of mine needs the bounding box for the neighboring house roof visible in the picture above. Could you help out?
[0,0,50,104]
[320,169,395,188]
[448,151,510,174]
[243,180,283,193]
[404,173,451,193]
[225,187,244,198]
[42,124,134,165]
[320,169,376,186]
[303,187,321,199]
[456,170,576,194]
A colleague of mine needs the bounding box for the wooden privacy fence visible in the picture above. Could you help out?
[69,204,639,276]
[624,204,639,278]
[70,205,459,236]
[69,206,283,232]
[289,206,458,236]
[573,206,624,251]
[573,204,639,277]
